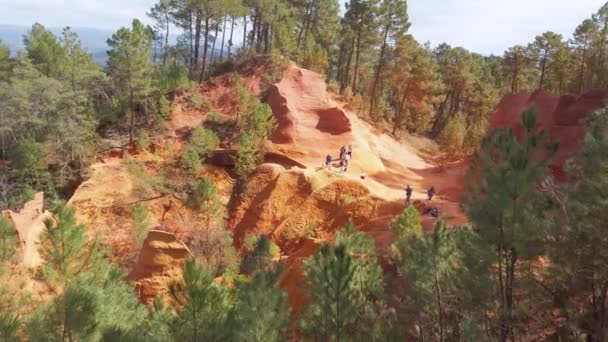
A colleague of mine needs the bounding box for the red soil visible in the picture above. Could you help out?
[488,89,608,180]
[128,230,192,305]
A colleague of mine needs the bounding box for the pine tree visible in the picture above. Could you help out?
[0,40,12,82]
[394,220,457,341]
[545,107,608,341]
[388,35,439,135]
[147,0,173,64]
[107,19,154,144]
[39,204,109,290]
[530,31,563,90]
[0,216,17,263]
[187,177,223,230]
[462,107,558,341]
[300,221,389,340]
[503,45,534,94]
[189,126,220,159]
[368,0,409,118]
[572,19,598,93]
[23,23,66,78]
[390,205,422,241]
[234,131,261,181]
[228,271,289,341]
[132,203,150,248]
[240,235,280,275]
[169,259,232,341]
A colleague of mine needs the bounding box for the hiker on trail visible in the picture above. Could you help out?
[325,154,332,170]
[339,145,346,160]
[343,153,350,172]
[427,186,435,201]
[430,207,439,219]
[405,185,413,203]
[347,145,352,158]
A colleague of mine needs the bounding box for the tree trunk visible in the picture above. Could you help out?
[297,1,313,49]
[352,25,363,95]
[228,17,235,59]
[188,12,194,76]
[301,0,315,49]
[249,14,257,54]
[199,18,210,83]
[211,23,219,64]
[256,16,263,52]
[578,43,587,94]
[393,82,411,135]
[220,16,227,61]
[129,89,135,145]
[264,24,270,53]
[336,43,345,83]
[193,14,202,69]
[539,50,548,89]
[243,16,248,52]
[434,260,445,342]
[208,23,219,78]
[511,53,519,93]
[341,36,355,93]
[369,25,390,117]
[163,11,170,64]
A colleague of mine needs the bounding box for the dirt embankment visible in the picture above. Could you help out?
[66,59,472,309]
[489,89,608,180]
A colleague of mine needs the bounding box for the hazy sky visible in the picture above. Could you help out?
[0,0,605,55]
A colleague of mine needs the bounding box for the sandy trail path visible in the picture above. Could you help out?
[266,63,468,226]
[2,192,51,268]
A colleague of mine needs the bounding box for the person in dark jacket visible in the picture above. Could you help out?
[430,207,439,219]
[325,154,332,170]
[427,186,435,201]
[405,185,413,203]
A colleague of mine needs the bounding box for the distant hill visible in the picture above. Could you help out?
[0,24,113,65]
[0,24,228,66]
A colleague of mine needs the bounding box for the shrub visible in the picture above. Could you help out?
[189,126,219,160]
[183,91,212,112]
[132,203,150,248]
[179,147,201,175]
[136,131,151,152]
[438,114,466,156]
[261,50,288,93]
[327,80,339,94]
[233,132,260,181]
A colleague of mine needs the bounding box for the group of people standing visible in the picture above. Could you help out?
[405,185,435,203]
[405,185,439,219]
[324,144,353,173]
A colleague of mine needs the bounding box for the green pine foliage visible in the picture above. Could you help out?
[39,204,110,289]
[228,271,290,341]
[106,19,154,144]
[462,107,558,341]
[132,203,150,248]
[169,259,232,341]
[544,107,608,340]
[300,221,391,340]
[189,126,220,159]
[186,177,223,228]
[0,216,17,263]
[233,132,261,181]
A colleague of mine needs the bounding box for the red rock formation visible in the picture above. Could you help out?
[128,230,192,305]
[2,192,51,268]
[488,89,608,180]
